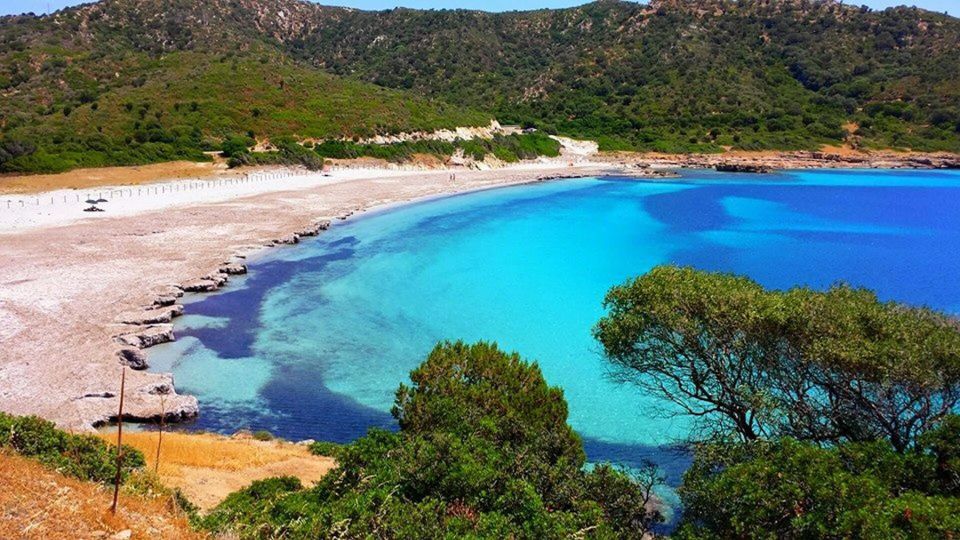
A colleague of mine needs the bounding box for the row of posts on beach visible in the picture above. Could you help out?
[1,169,313,210]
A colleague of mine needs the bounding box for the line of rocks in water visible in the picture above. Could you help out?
[101,219,333,426]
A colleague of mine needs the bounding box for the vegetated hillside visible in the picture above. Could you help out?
[1,0,959,174]
[0,0,489,173]
[294,0,960,153]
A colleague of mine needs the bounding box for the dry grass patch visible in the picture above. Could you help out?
[0,451,202,539]
[97,431,336,511]
[0,161,229,195]
[103,431,309,474]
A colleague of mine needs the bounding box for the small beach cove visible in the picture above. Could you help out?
[0,160,613,433]
[146,168,960,483]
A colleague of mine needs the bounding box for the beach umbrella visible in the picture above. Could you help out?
[96,198,109,203]
[85,199,99,204]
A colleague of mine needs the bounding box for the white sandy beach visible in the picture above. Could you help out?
[0,160,621,430]
[0,161,575,232]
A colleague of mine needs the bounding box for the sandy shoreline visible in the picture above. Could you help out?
[0,160,620,431]
[1,164,563,232]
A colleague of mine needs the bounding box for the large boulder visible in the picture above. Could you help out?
[182,278,221,292]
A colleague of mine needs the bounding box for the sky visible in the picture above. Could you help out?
[1,0,955,17]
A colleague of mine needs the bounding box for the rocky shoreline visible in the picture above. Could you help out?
[105,168,599,386]
[99,169,610,429]
[98,218,338,427]
[604,150,960,171]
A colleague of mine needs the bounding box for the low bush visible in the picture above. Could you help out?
[251,430,273,441]
[307,441,344,458]
[0,412,145,484]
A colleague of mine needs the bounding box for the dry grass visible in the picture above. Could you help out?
[97,431,337,510]
[0,161,231,195]
[100,431,321,474]
[0,451,203,539]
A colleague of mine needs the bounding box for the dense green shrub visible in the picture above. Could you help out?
[201,341,661,539]
[201,476,304,536]
[307,440,344,458]
[227,136,325,171]
[314,133,559,164]
[220,135,254,158]
[676,422,960,539]
[0,412,145,484]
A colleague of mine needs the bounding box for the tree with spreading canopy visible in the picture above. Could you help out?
[594,265,960,451]
[594,265,960,538]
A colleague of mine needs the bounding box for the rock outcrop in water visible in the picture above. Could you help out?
[116,324,175,348]
[182,274,228,292]
[220,263,247,276]
[273,234,300,245]
[91,209,361,431]
[117,347,149,370]
[298,219,332,237]
[153,294,178,307]
[715,163,772,173]
[115,305,183,325]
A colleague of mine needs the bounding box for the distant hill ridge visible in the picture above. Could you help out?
[1,0,958,173]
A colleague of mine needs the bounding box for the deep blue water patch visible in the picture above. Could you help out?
[150,169,960,491]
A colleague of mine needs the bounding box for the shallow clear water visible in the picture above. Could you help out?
[151,168,960,482]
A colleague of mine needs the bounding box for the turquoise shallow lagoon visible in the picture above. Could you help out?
[150,168,960,481]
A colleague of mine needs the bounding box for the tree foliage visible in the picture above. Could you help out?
[594,265,960,451]
[201,341,662,539]
[676,418,960,539]
[595,266,960,538]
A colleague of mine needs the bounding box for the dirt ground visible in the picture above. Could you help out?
[0,451,202,539]
[99,431,337,511]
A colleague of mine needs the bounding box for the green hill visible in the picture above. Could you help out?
[1,0,959,174]
[294,0,960,153]
[0,0,489,173]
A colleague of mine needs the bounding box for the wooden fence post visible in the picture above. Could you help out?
[110,367,127,514]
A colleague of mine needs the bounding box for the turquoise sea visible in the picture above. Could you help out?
[150,168,960,485]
